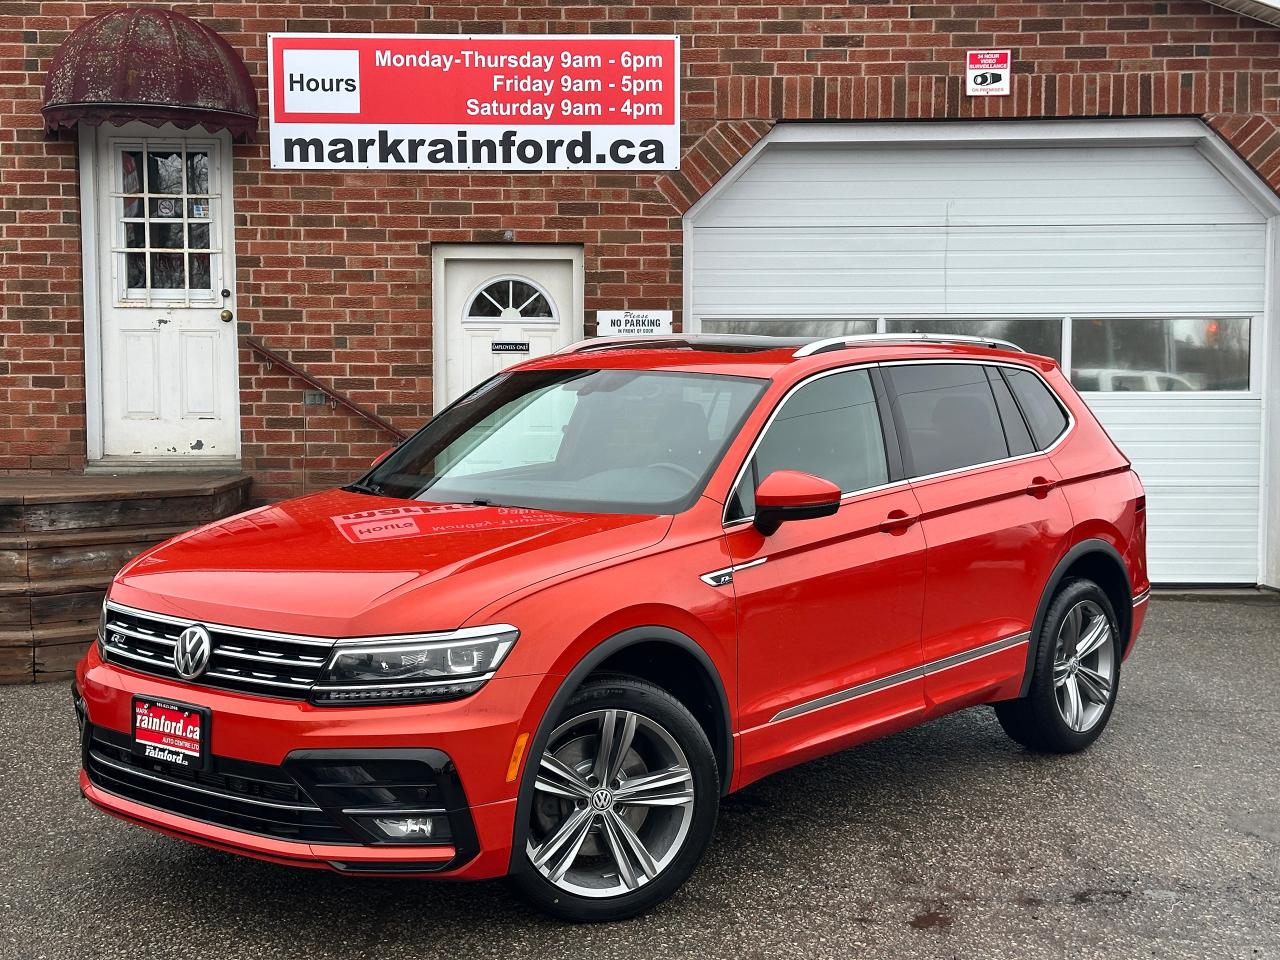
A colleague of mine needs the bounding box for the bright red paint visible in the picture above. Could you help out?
[76,340,1147,879]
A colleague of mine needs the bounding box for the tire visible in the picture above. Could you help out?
[995,578,1122,753]
[508,674,719,922]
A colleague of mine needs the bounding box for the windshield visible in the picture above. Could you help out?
[357,368,767,514]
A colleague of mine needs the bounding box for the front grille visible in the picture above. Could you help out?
[84,725,353,844]
[101,602,332,700]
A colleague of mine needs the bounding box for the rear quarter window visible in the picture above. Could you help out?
[1003,367,1069,449]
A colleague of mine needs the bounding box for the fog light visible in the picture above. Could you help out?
[355,813,452,843]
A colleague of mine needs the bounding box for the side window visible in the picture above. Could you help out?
[886,363,1009,476]
[726,369,888,522]
[985,367,1035,457]
[1004,367,1069,449]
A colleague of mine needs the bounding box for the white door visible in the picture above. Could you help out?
[434,246,583,407]
[94,124,240,462]
[687,133,1270,584]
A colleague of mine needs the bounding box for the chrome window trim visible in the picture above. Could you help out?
[721,358,1075,528]
[1132,588,1152,606]
[769,631,1030,723]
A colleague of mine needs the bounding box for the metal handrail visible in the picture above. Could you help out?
[792,333,1026,358]
[243,337,407,441]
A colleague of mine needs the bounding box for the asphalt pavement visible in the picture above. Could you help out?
[1,595,1278,959]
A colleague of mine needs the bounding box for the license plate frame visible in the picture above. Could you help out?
[131,696,211,772]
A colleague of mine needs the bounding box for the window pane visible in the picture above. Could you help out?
[149,197,182,219]
[986,368,1034,457]
[126,252,146,288]
[1004,367,1068,449]
[885,318,1062,361]
[147,151,184,194]
[121,196,142,218]
[188,198,212,219]
[120,150,143,193]
[467,286,503,318]
[702,319,877,338]
[149,223,184,248]
[188,222,210,249]
[1071,318,1250,391]
[150,252,185,288]
[887,363,1008,476]
[187,151,210,194]
[188,253,211,290]
[124,223,145,249]
[733,369,888,520]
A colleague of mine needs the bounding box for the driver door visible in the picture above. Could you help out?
[725,367,927,785]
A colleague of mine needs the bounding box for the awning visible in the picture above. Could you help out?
[42,6,258,141]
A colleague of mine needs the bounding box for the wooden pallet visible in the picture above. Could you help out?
[0,475,252,684]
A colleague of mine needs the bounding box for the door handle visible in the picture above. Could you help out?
[879,509,918,534]
[1026,476,1057,498]
[219,309,234,323]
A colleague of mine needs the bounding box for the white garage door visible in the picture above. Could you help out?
[688,137,1268,583]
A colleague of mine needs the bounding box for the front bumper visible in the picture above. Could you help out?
[75,646,545,879]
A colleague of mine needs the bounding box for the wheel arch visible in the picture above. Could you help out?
[507,625,734,874]
[1017,538,1134,698]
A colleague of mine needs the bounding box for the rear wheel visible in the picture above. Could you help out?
[509,675,719,921]
[995,578,1121,753]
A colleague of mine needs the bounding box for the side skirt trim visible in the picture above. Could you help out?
[769,631,1031,724]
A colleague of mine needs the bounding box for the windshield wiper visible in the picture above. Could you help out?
[345,480,384,496]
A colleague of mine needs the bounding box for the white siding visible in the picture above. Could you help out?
[690,140,1268,583]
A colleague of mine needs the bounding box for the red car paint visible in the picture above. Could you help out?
[76,340,1148,879]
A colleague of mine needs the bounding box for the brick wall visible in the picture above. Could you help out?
[4,1,1280,500]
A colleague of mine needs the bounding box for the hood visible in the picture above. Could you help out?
[110,488,672,636]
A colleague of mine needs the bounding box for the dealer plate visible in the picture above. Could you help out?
[131,696,210,772]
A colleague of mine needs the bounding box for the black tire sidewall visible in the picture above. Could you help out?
[1026,577,1122,752]
[509,676,720,922]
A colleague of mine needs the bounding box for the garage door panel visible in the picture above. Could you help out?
[704,144,1265,229]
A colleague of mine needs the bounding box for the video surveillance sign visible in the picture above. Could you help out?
[966,49,1012,97]
[268,34,680,171]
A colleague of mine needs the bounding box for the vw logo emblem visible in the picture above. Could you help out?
[174,624,212,680]
[590,788,614,812]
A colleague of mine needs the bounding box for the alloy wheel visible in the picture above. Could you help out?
[1051,599,1116,733]
[527,708,696,898]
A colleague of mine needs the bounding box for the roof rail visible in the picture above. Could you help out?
[793,333,1026,358]
[557,334,807,355]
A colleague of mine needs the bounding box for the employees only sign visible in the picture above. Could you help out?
[268,34,680,171]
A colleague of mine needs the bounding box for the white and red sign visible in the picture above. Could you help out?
[966,49,1011,97]
[133,698,204,768]
[267,34,680,171]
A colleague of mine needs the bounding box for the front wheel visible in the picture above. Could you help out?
[509,675,719,922]
[995,577,1122,753]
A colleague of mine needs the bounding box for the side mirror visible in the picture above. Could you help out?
[371,448,393,468]
[753,470,842,536]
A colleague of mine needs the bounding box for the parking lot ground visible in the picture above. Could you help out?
[1,595,1278,960]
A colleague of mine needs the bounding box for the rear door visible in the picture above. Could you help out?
[881,361,1075,711]
[726,366,927,783]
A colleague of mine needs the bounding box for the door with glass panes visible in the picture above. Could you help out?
[95,124,239,461]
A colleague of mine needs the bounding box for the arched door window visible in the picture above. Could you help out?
[464,276,556,322]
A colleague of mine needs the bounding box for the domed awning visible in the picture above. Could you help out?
[43,6,258,141]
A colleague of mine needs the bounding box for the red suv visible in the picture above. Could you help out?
[76,334,1148,921]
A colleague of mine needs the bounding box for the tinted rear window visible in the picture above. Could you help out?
[886,364,1010,476]
[1004,367,1069,449]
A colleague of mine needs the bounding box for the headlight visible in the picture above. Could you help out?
[96,595,109,654]
[311,626,518,706]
